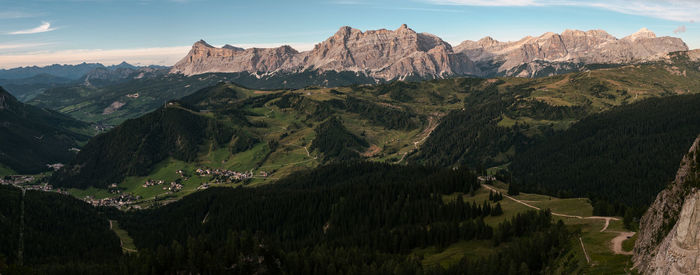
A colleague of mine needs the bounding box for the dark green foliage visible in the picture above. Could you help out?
[440,219,570,275]
[413,82,588,167]
[28,71,377,124]
[272,93,334,121]
[3,162,571,274]
[331,96,420,130]
[0,87,90,174]
[0,185,121,270]
[114,162,568,274]
[310,117,368,161]
[178,82,245,109]
[512,94,700,210]
[51,104,238,189]
[489,191,503,202]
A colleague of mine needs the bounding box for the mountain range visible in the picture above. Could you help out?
[171,25,688,80]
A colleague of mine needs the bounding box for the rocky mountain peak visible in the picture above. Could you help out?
[625,27,657,41]
[222,44,244,51]
[395,23,414,33]
[171,25,478,80]
[193,39,214,48]
[454,28,687,77]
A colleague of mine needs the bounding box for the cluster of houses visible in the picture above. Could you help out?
[0,175,35,185]
[46,163,64,171]
[195,167,254,183]
[477,175,497,183]
[142,179,184,192]
[84,193,141,207]
[1,176,68,194]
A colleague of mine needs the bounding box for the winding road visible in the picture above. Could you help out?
[480,184,635,257]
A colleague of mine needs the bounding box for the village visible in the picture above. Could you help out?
[83,193,142,208]
[2,166,270,210]
[1,175,68,194]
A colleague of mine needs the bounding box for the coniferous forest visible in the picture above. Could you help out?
[0,162,575,274]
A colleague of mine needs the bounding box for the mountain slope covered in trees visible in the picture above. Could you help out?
[0,87,91,174]
[511,94,700,214]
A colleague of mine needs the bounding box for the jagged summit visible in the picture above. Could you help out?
[222,44,244,51]
[170,26,688,79]
[454,28,687,77]
[624,27,657,41]
[194,39,213,48]
[171,24,477,80]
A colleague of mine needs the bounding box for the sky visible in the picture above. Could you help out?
[0,0,699,69]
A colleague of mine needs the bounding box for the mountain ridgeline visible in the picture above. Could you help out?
[171,25,687,80]
[51,98,251,189]
[50,52,700,216]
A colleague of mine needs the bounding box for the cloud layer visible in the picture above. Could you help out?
[9,22,56,35]
[428,0,700,22]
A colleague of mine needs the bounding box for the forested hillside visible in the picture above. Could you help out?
[51,102,244,189]
[116,162,572,274]
[511,94,700,216]
[49,57,700,210]
[0,87,91,174]
[0,185,121,273]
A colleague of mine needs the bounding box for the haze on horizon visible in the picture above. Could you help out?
[1,0,698,69]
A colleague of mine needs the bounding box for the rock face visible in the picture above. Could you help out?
[454,28,689,77]
[634,135,700,274]
[170,25,478,80]
[171,26,688,79]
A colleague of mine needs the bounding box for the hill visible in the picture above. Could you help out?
[28,71,377,125]
[51,56,700,208]
[511,94,700,214]
[0,87,91,174]
[0,74,76,101]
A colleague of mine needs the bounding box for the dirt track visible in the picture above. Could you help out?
[480,184,635,255]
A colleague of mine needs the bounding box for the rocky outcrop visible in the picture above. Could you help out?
[170,25,478,80]
[634,135,700,274]
[455,28,689,77]
[171,26,688,80]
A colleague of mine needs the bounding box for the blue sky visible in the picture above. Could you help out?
[0,0,698,68]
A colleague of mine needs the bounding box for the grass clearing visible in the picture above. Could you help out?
[0,164,16,177]
[110,220,137,253]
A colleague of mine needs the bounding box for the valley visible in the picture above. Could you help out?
[1,8,699,272]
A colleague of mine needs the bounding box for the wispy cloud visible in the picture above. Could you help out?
[0,11,39,19]
[426,0,700,22]
[674,25,687,34]
[0,42,54,50]
[8,22,57,35]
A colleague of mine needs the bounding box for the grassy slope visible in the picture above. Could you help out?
[425,183,633,274]
[57,61,699,270]
[0,164,16,177]
[63,59,700,207]
[110,220,137,253]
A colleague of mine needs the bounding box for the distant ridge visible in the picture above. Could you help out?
[171,24,478,80]
[172,26,688,79]
[455,28,688,77]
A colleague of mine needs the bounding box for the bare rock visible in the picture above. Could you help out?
[455,28,688,76]
[634,135,700,274]
[170,25,478,80]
